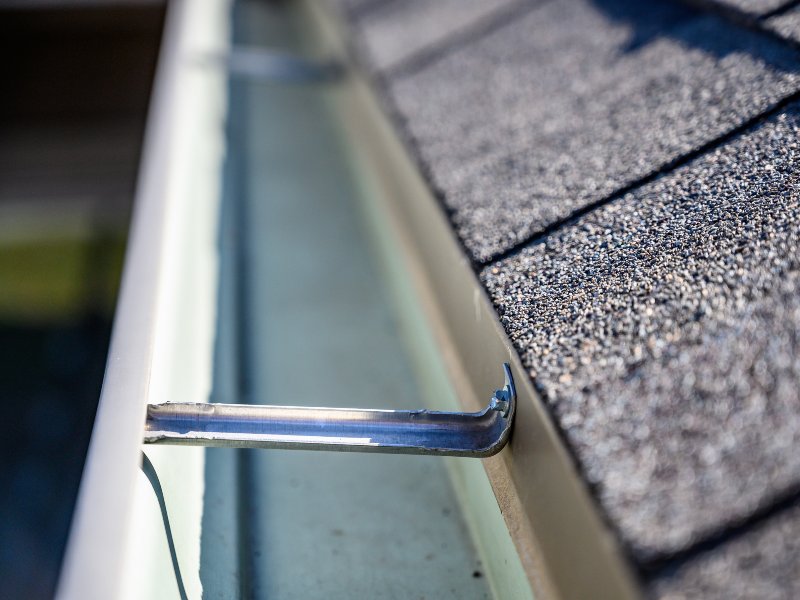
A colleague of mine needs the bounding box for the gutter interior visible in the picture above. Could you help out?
[195,2,515,598]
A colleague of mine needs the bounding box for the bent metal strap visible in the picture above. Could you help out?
[144,363,516,458]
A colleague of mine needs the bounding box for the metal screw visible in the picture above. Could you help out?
[488,363,515,418]
[489,388,511,417]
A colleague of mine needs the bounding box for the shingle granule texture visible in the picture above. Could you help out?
[382,0,800,262]
[481,106,800,561]
[766,6,800,43]
[692,0,794,17]
[650,501,800,600]
[328,0,386,17]
[344,0,521,74]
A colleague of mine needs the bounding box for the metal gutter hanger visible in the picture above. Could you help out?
[145,363,516,457]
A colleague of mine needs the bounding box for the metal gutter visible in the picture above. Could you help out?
[55,0,643,597]
[302,2,643,599]
[55,1,224,597]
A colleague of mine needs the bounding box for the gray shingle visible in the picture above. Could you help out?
[691,0,792,17]
[650,501,800,600]
[480,107,800,561]
[384,0,800,261]
[766,6,800,43]
[328,0,386,17]
[347,0,521,74]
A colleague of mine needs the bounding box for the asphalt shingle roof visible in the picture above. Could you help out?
[335,0,800,596]
[382,0,800,262]
[482,106,800,561]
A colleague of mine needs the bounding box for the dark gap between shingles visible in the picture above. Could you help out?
[759,0,800,21]
[640,484,800,581]
[676,0,800,41]
[381,0,549,81]
[678,0,761,26]
[481,88,800,267]
[345,0,401,22]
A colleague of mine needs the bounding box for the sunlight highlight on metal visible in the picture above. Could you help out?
[144,363,516,457]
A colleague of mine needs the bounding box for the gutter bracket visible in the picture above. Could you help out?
[144,363,516,458]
